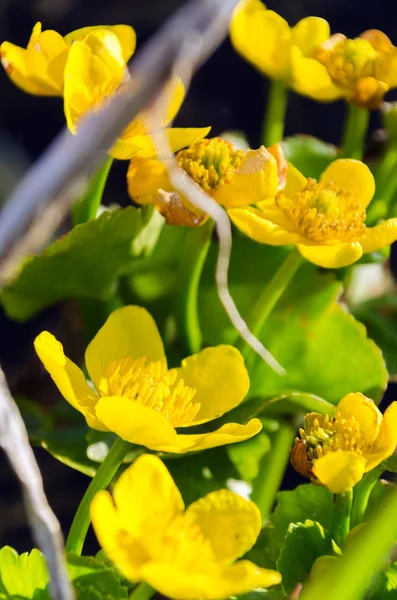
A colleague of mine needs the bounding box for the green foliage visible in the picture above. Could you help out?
[0,206,161,321]
[227,431,271,481]
[277,520,340,595]
[280,135,338,179]
[199,238,387,404]
[67,554,128,600]
[0,547,49,599]
[369,563,397,599]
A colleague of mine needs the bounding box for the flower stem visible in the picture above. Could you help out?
[177,220,214,354]
[65,437,131,555]
[237,247,303,364]
[129,582,155,600]
[251,420,296,520]
[341,103,369,160]
[72,156,113,226]
[262,80,288,147]
[331,489,353,548]
[351,466,384,528]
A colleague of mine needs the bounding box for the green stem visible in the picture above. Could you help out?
[375,141,397,194]
[351,465,384,528]
[237,247,303,363]
[72,156,113,226]
[129,583,155,600]
[262,80,288,146]
[341,103,369,160]
[331,489,353,548]
[251,420,295,520]
[66,437,131,555]
[177,220,214,354]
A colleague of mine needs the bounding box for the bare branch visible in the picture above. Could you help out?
[0,365,74,600]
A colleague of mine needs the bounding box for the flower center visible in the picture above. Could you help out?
[176,138,244,192]
[105,357,199,427]
[276,179,366,243]
[316,38,379,86]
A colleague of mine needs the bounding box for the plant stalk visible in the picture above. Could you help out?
[262,80,288,147]
[251,420,296,520]
[177,220,214,354]
[129,582,155,600]
[341,103,369,160]
[351,465,384,528]
[331,489,353,547]
[65,437,131,555]
[72,157,113,226]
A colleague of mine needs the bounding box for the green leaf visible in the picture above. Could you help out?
[352,294,397,376]
[280,135,338,179]
[0,547,49,599]
[369,562,397,599]
[227,431,271,481]
[66,554,128,600]
[277,520,340,595]
[271,484,334,554]
[0,206,158,321]
[199,238,387,404]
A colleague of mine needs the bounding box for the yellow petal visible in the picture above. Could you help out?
[284,161,307,197]
[229,207,301,245]
[64,40,122,133]
[141,560,281,600]
[312,451,367,493]
[290,47,342,102]
[90,490,147,581]
[337,393,382,445]
[230,0,290,81]
[127,157,170,201]
[172,346,250,426]
[358,218,397,254]
[85,306,166,395]
[320,159,375,209]
[95,396,177,448]
[297,242,363,268]
[214,147,280,207]
[64,25,136,62]
[33,331,103,430]
[112,126,211,161]
[34,29,67,62]
[159,419,262,454]
[186,489,261,564]
[291,17,330,56]
[82,30,126,73]
[0,41,62,95]
[113,454,184,536]
[365,402,397,471]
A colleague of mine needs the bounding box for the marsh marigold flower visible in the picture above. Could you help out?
[229,158,397,268]
[230,0,339,101]
[291,392,397,493]
[1,24,209,159]
[34,306,261,453]
[0,22,136,96]
[91,454,281,599]
[313,30,397,109]
[127,138,287,226]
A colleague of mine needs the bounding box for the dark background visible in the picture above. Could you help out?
[1,0,397,554]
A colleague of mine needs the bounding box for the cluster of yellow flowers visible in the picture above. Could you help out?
[3,3,397,598]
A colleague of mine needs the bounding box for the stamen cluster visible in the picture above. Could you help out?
[276,179,366,242]
[106,356,199,427]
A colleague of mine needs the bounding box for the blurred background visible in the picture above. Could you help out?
[1,0,397,554]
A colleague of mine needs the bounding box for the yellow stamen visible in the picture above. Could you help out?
[105,357,199,427]
[276,178,366,243]
[176,137,244,192]
[318,38,379,87]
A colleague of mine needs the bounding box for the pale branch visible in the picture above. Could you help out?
[0,365,74,600]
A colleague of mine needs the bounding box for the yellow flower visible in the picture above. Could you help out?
[127,138,287,226]
[91,454,281,599]
[0,22,136,96]
[229,159,397,268]
[63,32,210,160]
[34,306,261,453]
[313,30,397,109]
[290,392,397,493]
[230,0,339,101]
